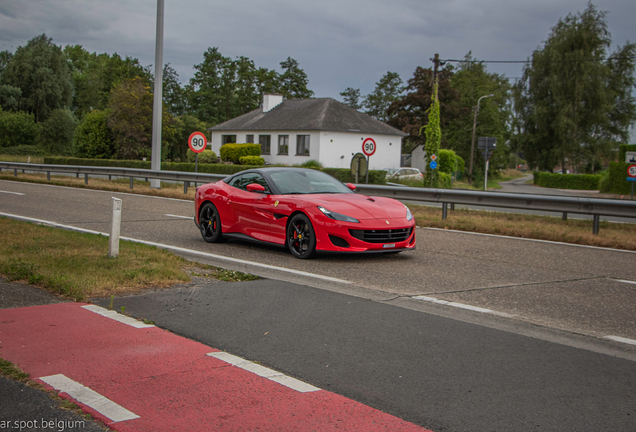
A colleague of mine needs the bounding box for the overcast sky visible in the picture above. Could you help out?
[0,0,634,100]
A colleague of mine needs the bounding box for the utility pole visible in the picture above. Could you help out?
[150,0,164,189]
[469,93,494,179]
[432,53,439,99]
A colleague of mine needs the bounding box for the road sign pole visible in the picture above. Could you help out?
[366,156,369,184]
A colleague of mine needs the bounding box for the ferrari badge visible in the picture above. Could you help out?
[274,200,279,207]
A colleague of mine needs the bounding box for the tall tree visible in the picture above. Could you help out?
[387,66,462,154]
[278,57,314,99]
[1,34,73,122]
[514,3,636,172]
[363,72,404,122]
[340,87,362,110]
[162,63,187,117]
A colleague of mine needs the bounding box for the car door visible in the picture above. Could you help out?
[227,173,278,242]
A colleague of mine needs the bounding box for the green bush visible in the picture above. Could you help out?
[323,168,387,185]
[533,171,602,190]
[219,143,261,163]
[73,110,114,159]
[239,155,264,165]
[0,145,47,156]
[0,110,40,148]
[601,162,634,194]
[187,149,217,163]
[41,109,78,156]
[438,172,452,188]
[300,159,323,169]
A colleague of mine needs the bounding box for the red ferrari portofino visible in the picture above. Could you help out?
[194,168,416,259]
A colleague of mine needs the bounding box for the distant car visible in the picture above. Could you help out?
[385,168,424,181]
[194,167,416,259]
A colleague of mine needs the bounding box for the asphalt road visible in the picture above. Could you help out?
[1,179,636,431]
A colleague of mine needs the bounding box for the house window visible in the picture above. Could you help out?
[259,135,271,155]
[246,134,254,143]
[296,135,310,156]
[222,135,236,145]
[278,135,289,155]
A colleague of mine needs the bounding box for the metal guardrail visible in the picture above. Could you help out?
[2,162,635,234]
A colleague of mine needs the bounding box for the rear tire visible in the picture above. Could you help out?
[199,202,224,243]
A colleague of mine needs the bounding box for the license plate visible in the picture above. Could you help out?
[383,244,396,249]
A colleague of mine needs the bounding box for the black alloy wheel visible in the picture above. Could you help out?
[287,213,316,259]
[199,202,224,243]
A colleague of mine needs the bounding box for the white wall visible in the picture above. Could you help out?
[210,130,402,169]
[411,145,427,172]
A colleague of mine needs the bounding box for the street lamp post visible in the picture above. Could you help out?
[469,94,494,178]
[150,0,164,189]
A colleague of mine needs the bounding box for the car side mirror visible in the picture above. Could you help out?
[246,183,266,193]
[345,183,356,191]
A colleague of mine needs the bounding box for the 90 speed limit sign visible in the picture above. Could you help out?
[188,131,207,153]
[362,138,376,157]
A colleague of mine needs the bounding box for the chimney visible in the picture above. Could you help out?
[263,94,283,113]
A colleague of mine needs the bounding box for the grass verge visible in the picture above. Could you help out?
[411,204,636,250]
[0,217,257,301]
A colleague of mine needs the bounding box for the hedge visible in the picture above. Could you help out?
[187,149,218,164]
[600,162,634,195]
[219,143,261,163]
[1,145,47,156]
[42,157,388,185]
[533,171,602,190]
[239,156,265,165]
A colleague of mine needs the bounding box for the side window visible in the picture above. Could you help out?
[229,173,270,194]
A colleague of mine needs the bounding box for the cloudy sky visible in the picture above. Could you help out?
[0,0,634,100]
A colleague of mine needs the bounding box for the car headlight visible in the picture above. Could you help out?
[404,204,413,221]
[318,206,360,223]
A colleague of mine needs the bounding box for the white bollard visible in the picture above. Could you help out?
[109,198,122,258]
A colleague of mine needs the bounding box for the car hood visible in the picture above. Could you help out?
[299,194,407,221]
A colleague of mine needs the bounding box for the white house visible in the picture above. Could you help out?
[208,94,406,170]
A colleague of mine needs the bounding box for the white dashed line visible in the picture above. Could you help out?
[165,214,194,219]
[615,279,636,285]
[208,351,321,393]
[0,190,24,195]
[412,295,516,318]
[604,336,636,346]
[82,305,154,329]
[39,374,139,422]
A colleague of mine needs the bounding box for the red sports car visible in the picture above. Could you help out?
[194,168,416,259]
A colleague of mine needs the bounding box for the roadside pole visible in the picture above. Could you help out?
[362,138,376,184]
[109,198,122,258]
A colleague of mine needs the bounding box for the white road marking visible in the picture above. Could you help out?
[165,214,194,219]
[208,352,320,393]
[604,336,636,346]
[615,279,636,285]
[82,305,155,329]
[412,295,516,318]
[39,374,139,422]
[0,212,352,285]
[0,190,24,195]
[422,227,636,254]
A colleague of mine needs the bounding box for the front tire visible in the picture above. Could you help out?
[199,202,224,243]
[287,213,316,259]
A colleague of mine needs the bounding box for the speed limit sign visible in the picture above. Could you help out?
[628,164,636,178]
[188,132,207,153]
[362,138,376,157]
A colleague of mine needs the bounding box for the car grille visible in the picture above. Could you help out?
[349,227,413,244]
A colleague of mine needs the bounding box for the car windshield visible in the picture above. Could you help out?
[268,170,353,195]
[385,168,399,175]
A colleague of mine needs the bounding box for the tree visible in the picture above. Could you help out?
[1,34,73,122]
[514,3,636,172]
[40,108,78,155]
[445,53,511,174]
[73,109,115,159]
[340,87,362,110]
[0,110,40,148]
[107,77,173,160]
[423,83,441,186]
[162,63,187,117]
[166,114,207,162]
[278,57,314,99]
[363,72,404,122]
[387,66,462,154]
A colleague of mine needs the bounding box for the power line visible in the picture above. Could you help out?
[442,57,636,64]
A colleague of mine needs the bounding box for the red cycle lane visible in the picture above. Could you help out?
[0,303,431,431]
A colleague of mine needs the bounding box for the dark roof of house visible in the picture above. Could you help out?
[208,98,407,136]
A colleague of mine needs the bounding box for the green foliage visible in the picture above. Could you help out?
[219,143,261,163]
[423,84,441,186]
[340,87,362,110]
[1,34,73,122]
[162,63,187,117]
[167,115,207,162]
[601,161,635,194]
[40,109,78,155]
[437,149,461,174]
[0,145,46,156]
[322,168,387,185]
[187,149,218,164]
[438,172,452,189]
[279,57,314,99]
[513,4,636,172]
[363,71,403,122]
[300,159,323,169]
[455,155,466,174]
[533,171,602,190]
[239,155,265,165]
[0,110,40,148]
[73,109,114,159]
